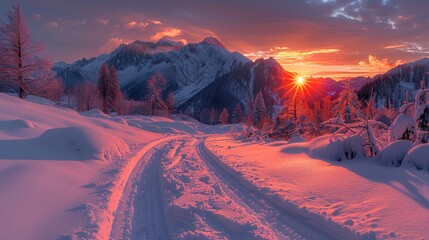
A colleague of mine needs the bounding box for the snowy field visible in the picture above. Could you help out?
[1,93,429,240]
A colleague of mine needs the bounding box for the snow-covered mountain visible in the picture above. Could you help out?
[54,37,348,113]
[357,57,429,108]
[54,37,252,109]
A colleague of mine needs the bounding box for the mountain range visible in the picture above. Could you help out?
[54,36,415,114]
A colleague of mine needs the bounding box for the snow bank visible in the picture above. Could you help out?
[0,93,163,239]
[0,119,34,130]
[206,136,429,239]
[0,126,128,161]
[287,135,306,144]
[403,143,429,171]
[377,140,413,167]
[308,135,344,161]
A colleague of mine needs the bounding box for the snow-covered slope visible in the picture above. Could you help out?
[358,57,429,108]
[206,136,429,239]
[0,93,234,239]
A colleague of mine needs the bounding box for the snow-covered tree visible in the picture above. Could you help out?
[0,4,48,98]
[231,103,243,123]
[219,108,229,124]
[272,107,297,140]
[146,72,168,115]
[97,63,120,114]
[253,91,268,130]
[333,83,360,122]
[245,99,254,126]
[413,81,429,143]
[324,95,389,158]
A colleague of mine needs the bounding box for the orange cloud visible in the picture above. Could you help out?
[150,28,182,41]
[125,19,162,29]
[244,47,340,61]
[384,44,408,49]
[358,55,403,72]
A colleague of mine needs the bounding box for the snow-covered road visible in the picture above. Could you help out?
[109,136,347,240]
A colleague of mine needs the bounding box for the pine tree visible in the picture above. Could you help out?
[333,83,360,121]
[199,108,210,124]
[0,4,45,98]
[253,91,268,130]
[245,99,254,126]
[209,108,219,125]
[219,108,229,124]
[231,103,243,123]
[97,63,120,114]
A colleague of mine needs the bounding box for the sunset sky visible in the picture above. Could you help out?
[2,0,429,79]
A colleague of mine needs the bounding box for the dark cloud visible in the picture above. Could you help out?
[0,0,428,78]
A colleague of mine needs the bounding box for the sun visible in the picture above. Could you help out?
[296,76,305,85]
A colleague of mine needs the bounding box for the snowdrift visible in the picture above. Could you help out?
[0,126,128,161]
[206,136,429,239]
[377,140,413,167]
[403,143,429,171]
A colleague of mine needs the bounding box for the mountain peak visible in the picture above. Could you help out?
[156,36,185,47]
[201,36,227,49]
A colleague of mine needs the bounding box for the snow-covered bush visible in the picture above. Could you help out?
[227,125,242,139]
[323,115,388,158]
[402,143,429,171]
[324,86,389,158]
[389,114,416,142]
[377,140,413,167]
[308,135,344,161]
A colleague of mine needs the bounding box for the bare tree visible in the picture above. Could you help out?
[97,63,120,114]
[1,4,47,98]
[146,72,168,115]
[115,92,133,115]
[74,82,98,112]
[166,91,175,116]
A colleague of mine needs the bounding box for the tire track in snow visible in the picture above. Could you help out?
[109,138,175,240]
[197,139,345,240]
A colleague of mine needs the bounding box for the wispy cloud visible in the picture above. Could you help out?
[244,47,340,61]
[44,21,59,28]
[150,28,182,41]
[125,19,162,29]
[33,14,41,21]
[96,18,109,26]
[384,44,407,49]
